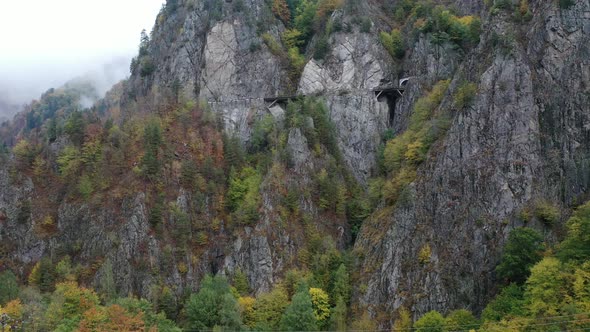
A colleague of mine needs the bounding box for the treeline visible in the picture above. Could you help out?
[6,194,588,332]
[0,257,354,331]
[381,0,481,56]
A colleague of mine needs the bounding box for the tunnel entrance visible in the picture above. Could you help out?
[374,86,405,128]
[386,95,397,127]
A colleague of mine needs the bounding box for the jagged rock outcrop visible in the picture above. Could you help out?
[0,164,36,267]
[130,1,395,183]
[296,28,393,181]
[325,94,389,180]
[355,0,590,321]
[297,33,387,95]
[127,0,287,103]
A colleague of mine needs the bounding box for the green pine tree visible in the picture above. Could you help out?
[280,282,317,331]
[496,227,544,284]
[330,296,347,331]
[38,257,56,293]
[219,293,242,330]
[64,111,86,145]
[0,270,19,305]
[185,275,242,330]
[99,258,116,302]
[159,286,178,320]
[233,269,251,296]
[47,118,58,143]
[331,263,350,304]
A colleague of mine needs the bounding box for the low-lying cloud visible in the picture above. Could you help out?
[0,56,131,118]
[0,0,164,119]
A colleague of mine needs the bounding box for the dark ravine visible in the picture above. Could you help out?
[0,0,589,328]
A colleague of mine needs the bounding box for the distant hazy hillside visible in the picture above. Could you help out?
[0,56,130,120]
[0,94,21,119]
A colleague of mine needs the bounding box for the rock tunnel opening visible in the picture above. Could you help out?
[386,95,397,127]
[374,80,406,128]
[376,92,400,128]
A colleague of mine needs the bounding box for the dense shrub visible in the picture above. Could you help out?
[287,47,306,82]
[399,3,482,49]
[78,174,94,199]
[13,140,38,168]
[557,201,590,263]
[227,167,262,225]
[185,275,242,331]
[262,33,283,55]
[250,115,275,153]
[534,201,560,225]
[282,29,304,50]
[414,311,445,332]
[418,244,431,264]
[313,35,330,60]
[58,146,82,178]
[496,227,545,284]
[380,29,405,59]
[0,271,19,305]
[453,82,478,110]
[359,17,372,33]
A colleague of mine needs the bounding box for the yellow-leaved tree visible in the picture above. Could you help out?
[309,287,330,328]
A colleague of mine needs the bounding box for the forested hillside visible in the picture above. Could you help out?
[0,0,589,330]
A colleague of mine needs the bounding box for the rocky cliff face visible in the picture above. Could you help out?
[355,0,590,322]
[1,0,589,326]
[128,0,392,183]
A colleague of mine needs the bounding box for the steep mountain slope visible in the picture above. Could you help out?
[355,0,590,321]
[0,0,589,329]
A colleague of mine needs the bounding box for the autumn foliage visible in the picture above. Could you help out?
[272,0,291,24]
[78,305,145,332]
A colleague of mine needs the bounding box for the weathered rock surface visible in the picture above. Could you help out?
[356,0,590,321]
[297,27,394,181]
[1,0,589,325]
[298,33,386,95]
[325,93,389,181]
[0,165,37,268]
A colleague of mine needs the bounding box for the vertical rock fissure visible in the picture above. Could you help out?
[376,93,400,128]
[386,95,397,128]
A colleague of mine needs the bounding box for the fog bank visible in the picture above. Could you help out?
[0,0,164,118]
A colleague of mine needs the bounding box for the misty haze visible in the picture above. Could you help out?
[0,0,164,120]
[0,57,130,120]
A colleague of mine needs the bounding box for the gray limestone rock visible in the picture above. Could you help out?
[356,0,590,322]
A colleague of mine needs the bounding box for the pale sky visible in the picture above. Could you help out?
[0,0,165,116]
